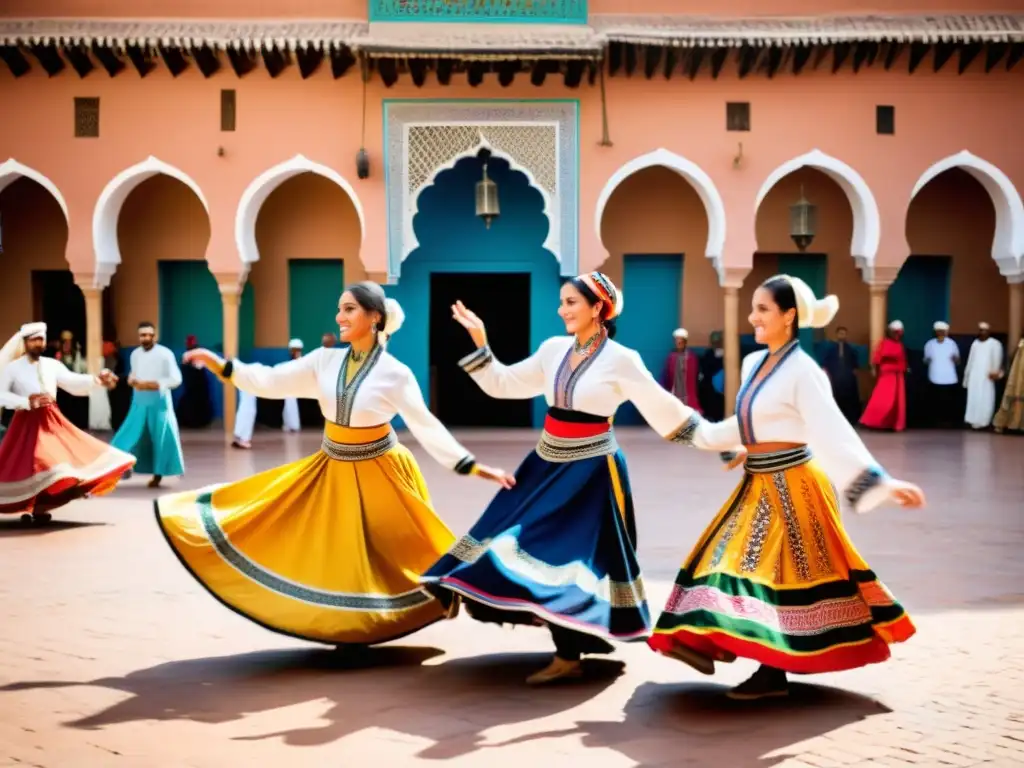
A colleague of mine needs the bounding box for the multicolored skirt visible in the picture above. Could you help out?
[421,408,649,642]
[649,446,914,674]
[0,405,136,515]
[111,390,185,477]
[155,422,456,645]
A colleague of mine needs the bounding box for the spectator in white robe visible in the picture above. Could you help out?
[282,339,303,433]
[963,322,1004,430]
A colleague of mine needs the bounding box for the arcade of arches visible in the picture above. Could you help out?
[0,157,1021,436]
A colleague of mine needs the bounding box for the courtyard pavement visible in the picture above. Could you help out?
[1,427,1022,767]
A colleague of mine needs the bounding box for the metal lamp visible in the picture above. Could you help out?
[790,185,817,252]
[475,156,499,229]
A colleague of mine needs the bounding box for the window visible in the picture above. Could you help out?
[726,102,750,132]
[876,105,895,135]
[74,97,99,138]
[221,89,237,132]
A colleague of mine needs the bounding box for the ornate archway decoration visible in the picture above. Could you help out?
[93,156,209,288]
[236,154,366,273]
[911,150,1024,278]
[385,100,578,282]
[755,149,881,280]
[594,148,728,282]
[0,158,70,223]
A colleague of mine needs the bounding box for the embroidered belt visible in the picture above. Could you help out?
[744,445,812,473]
[321,429,398,462]
[537,430,619,463]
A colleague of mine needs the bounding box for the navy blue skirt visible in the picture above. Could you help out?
[422,440,650,642]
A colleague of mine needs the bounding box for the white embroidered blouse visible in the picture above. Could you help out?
[0,356,101,410]
[227,345,476,473]
[697,340,898,513]
[458,336,736,451]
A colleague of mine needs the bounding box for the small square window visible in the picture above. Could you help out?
[221,89,237,132]
[74,97,99,138]
[726,102,750,132]
[876,105,895,135]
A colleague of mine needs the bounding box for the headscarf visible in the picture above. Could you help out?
[770,275,839,329]
[933,321,949,332]
[573,271,624,322]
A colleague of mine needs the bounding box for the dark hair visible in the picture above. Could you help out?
[138,321,155,331]
[759,276,799,342]
[836,325,848,333]
[344,281,387,332]
[569,277,618,339]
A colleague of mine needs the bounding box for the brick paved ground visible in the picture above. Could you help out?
[1,427,1022,767]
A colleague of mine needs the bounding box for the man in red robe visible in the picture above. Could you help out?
[860,319,908,432]
[0,323,135,525]
[660,328,702,412]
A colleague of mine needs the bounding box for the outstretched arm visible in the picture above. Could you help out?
[615,348,743,454]
[185,348,322,401]
[452,300,548,400]
[797,363,925,513]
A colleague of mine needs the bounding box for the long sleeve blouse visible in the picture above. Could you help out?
[0,356,100,410]
[227,345,475,473]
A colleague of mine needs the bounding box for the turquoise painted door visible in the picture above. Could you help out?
[158,260,254,419]
[777,253,827,355]
[289,260,344,349]
[888,255,952,351]
[158,260,255,354]
[614,254,683,426]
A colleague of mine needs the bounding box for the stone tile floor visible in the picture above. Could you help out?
[1,427,1022,767]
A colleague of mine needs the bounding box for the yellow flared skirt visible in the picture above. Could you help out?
[650,456,914,673]
[155,423,456,645]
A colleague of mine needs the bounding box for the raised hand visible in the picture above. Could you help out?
[97,369,118,389]
[451,301,488,349]
[889,480,926,509]
[183,347,225,373]
[473,463,516,490]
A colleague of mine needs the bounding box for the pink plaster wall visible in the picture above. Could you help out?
[0,33,1021,336]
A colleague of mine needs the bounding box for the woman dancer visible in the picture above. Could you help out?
[421,272,738,685]
[648,275,925,700]
[156,282,513,646]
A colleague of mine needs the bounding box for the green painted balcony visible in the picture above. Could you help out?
[368,0,588,24]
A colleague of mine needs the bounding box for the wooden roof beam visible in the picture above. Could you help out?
[985,42,1007,72]
[261,45,290,78]
[296,44,323,79]
[91,43,125,77]
[29,43,65,76]
[908,42,930,73]
[226,47,257,77]
[0,45,31,77]
[124,44,155,77]
[933,43,956,73]
[158,45,188,77]
[63,44,95,78]
[791,45,812,75]
[191,44,220,78]
[959,43,982,73]
[1008,43,1024,71]
[329,46,355,78]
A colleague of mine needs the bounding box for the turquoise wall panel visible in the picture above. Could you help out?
[289,259,344,351]
[888,255,952,351]
[387,155,558,429]
[614,254,684,426]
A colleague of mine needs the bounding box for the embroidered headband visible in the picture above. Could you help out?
[575,271,624,321]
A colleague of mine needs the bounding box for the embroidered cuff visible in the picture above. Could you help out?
[458,347,493,375]
[667,413,703,447]
[845,466,889,508]
[454,455,477,475]
[719,451,739,463]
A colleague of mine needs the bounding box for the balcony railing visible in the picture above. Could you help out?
[369,0,588,24]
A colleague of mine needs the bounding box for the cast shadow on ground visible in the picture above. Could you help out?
[0,519,107,537]
[491,680,891,767]
[0,648,623,761]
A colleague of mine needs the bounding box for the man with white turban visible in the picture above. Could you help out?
[963,321,1004,429]
[922,320,961,428]
[659,328,701,412]
[0,322,134,524]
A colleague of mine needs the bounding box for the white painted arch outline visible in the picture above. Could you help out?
[911,150,1024,277]
[755,149,881,270]
[236,154,367,268]
[0,158,70,223]
[595,148,727,278]
[404,135,559,267]
[93,156,209,287]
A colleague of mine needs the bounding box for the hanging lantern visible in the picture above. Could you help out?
[789,185,817,252]
[475,161,499,229]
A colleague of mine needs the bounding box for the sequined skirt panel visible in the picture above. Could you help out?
[649,457,915,673]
